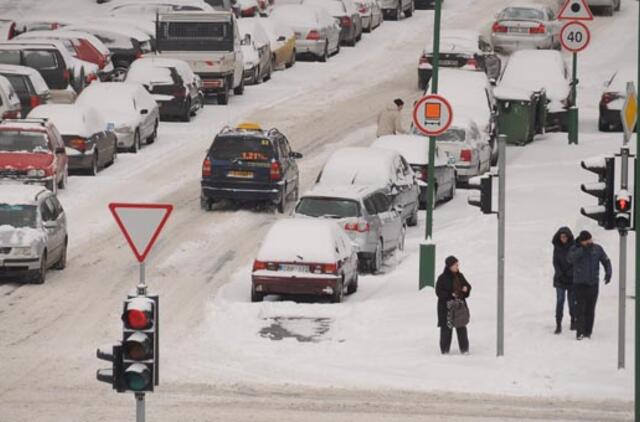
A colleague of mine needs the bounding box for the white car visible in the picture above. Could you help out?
[0,75,22,119]
[238,18,273,84]
[76,82,159,153]
[491,3,561,53]
[586,0,620,16]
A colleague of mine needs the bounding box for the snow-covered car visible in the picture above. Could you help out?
[491,4,561,53]
[238,18,273,84]
[76,82,159,153]
[0,19,16,41]
[414,0,438,9]
[316,146,420,226]
[294,184,404,274]
[587,0,620,16]
[237,0,269,16]
[0,65,50,118]
[355,0,383,33]
[125,57,204,122]
[497,49,571,129]
[0,184,67,284]
[418,30,501,90]
[107,0,214,16]
[11,17,74,34]
[599,67,636,132]
[28,104,117,175]
[305,0,362,47]
[258,17,297,70]
[0,75,22,119]
[434,117,492,184]
[379,0,413,20]
[251,218,359,303]
[372,134,456,206]
[0,118,68,193]
[271,4,341,62]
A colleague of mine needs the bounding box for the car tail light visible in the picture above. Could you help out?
[97,55,106,69]
[30,95,41,109]
[344,221,370,233]
[51,23,60,30]
[2,110,19,119]
[270,161,282,181]
[252,260,267,271]
[529,23,545,34]
[202,158,212,177]
[416,167,428,181]
[258,0,266,8]
[86,73,98,84]
[70,138,87,152]
[358,6,368,13]
[601,92,622,107]
[63,69,70,82]
[460,149,472,162]
[323,263,338,274]
[306,30,321,41]
[242,6,257,16]
[135,51,143,59]
[340,16,352,28]
[492,22,508,33]
[8,22,15,40]
[466,57,478,69]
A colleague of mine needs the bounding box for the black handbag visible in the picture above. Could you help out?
[447,299,470,328]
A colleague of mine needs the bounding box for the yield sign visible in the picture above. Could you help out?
[109,203,173,262]
[622,82,638,145]
[558,0,593,20]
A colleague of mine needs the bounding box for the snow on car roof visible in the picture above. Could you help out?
[0,120,47,132]
[499,49,568,101]
[256,218,342,263]
[66,23,151,42]
[0,63,51,97]
[424,30,479,53]
[126,63,173,85]
[271,5,318,26]
[427,68,491,126]
[28,104,103,138]
[0,184,48,205]
[238,18,271,48]
[318,147,398,187]
[302,184,380,201]
[372,135,449,167]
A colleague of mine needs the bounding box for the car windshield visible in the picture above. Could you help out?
[500,7,545,21]
[0,204,37,228]
[210,136,274,161]
[0,131,49,153]
[437,128,466,142]
[157,21,234,52]
[296,197,360,218]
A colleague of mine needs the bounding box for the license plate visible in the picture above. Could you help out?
[280,264,309,273]
[440,60,459,66]
[203,79,223,88]
[509,27,528,33]
[228,170,254,179]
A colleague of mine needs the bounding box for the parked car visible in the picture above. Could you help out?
[0,75,22,119]
[294,184,404,273]
[372,134,456,207]
[259,17,297,70]
[316,147,420,226]
[418,30,501,90]
[241,38,262,85]
[491,4,561,53]
[379,0,413,20]
[0,118,68,193]
[125,57,204,122]
[497,49,571,130]
[415,0,439,9]
[599,68,636,132]
[238,18,273,84]
[435,117,492,185]
[0,184,67,284]
[201,123,303,212]
[271,4,341,62]
[0,19,16,41]
[12,17,74,34]
[587,0,620,16]
[76,82,159,153]
[306,0,362,46]
[0,65,49,117]
[237,0,265,16]
[354,0,383,33]
[251,218,358,302]
[28,104,117,175]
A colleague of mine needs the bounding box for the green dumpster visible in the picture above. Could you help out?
[494,87,543,145]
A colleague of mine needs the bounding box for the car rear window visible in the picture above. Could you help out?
[0,50,21,65]
[0,131,49,152]
[24,51,57,70]
[500,7,545,21]
[295,197,360,218]
[0,204,37,228]
[210,136,274,161]
[157,21,233,51]
[2,74,29,95]
[437,128,466,142]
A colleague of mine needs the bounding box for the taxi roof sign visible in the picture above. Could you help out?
[558,0,593,21]
[236,122,263,131]
[621,82,638,145]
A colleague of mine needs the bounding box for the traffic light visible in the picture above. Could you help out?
[467,174,493,214]
[121,295,159,392]
[614,190,632,229]
[579,156,615,230]
[96,344,125,392]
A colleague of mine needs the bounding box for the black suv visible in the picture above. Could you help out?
[201,123,302,213]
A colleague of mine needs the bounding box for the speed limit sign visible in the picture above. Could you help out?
[560,21,591,52]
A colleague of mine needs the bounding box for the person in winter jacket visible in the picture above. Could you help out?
[376,98,406,137]
[552,226,576,334]
[567,230,612,340]
[436,256,471,354]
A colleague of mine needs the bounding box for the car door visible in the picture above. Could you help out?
[470,123,490,171]
[135,88,154,138]
[41,197,63,264]
[395,156,418,220]
[49,195,67,249]
[279,134,298,195]
[48,126,66,182]
[363,195,383,248]
[372,192,399,252]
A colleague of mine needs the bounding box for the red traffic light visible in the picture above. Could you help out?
[122,297,154,330]
[616,198,631,212]
[125,309,150,330]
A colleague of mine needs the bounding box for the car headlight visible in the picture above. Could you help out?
[27,169,46,177]
[12,246,34,257]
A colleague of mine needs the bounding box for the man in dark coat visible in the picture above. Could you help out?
[436,256,471,354]
[552,227,576,334]
[568,230,612,340]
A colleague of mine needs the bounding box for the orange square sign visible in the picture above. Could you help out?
[425,102,441,120]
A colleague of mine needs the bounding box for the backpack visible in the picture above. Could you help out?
[447,299,470,328]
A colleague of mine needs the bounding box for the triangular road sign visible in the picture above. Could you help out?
[109,203,173,263]
[558,0,593,20]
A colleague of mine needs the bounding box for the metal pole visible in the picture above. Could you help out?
[636,3,640,418]
[620,148,630,370]
[137,262,146,296]
[425,0,441,239]
[135,392,145,422]
[572,52,578,106]
[497,134,506,357]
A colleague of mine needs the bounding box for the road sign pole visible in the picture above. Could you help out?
[635,1,640,417]
[619,147,630,369]
[135,392,145,422]
[497,134,506,357]
[138,262,147,296]
[569,52,579,145]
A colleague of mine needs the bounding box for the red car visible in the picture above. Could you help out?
[0,119,68,193]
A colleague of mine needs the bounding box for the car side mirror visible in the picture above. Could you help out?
[55,147,65,154]
[277,35,286,42]
[290,151,303,159]
[489,77,497,86]
[140,109,149,115]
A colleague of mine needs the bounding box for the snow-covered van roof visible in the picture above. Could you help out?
[0,183,49,206]
[318,147,400,188]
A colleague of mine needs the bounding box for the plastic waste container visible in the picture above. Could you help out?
[494,87,543,145]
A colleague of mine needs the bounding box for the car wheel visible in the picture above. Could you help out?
[54,239,67,270]
[147,121,158,144]
[277,186,287,213]
[405,1,414,17]
[397,225,406,251]
[264,58,273,81]
[217,87,230,105]
[407,207,418,227]
[604,5,613,16]
[286,50,296,68]
[33,252,47,284]
[331,276,344,303]
[201,195,213,211]
[89,152,99,176]
[58,167,68,190]
[129,131,141,153]
[615,0,620,11]
[251,285,264,302]
[347,272,358,294]
[233,77,245,95]
[181,100,192,122]
[319,43,329,62]
[110,141,118,165]
[371,239,383,274]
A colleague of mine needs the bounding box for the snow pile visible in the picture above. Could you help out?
[317,147,397,187]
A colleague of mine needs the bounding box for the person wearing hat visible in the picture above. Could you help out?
[435,256,471,354]
[551,226,576,334]
[376,98,407,137]
[568,230,612,340]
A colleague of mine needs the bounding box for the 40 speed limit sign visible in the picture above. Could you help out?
[560,21,591,52]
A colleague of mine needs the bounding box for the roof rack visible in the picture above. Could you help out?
[0,118,48,125]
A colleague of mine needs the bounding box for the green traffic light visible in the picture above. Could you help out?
[125,372,148,391]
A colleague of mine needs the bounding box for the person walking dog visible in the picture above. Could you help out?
[552,226,576,334]
[436,256,471,354]
[568,230,612,340]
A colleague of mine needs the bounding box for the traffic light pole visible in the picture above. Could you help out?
[497,134,506,357]
[136,392,145,422]
[619,148,629,370]
[636,3,640,418]
[136,262,147,422]
[568,52,579,145]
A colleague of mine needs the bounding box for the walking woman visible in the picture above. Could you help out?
[552,226,576,334]
[436,256,471,354]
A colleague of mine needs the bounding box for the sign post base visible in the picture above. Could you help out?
[419,243,436,290]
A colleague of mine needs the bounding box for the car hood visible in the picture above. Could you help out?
[0,225,44,247]
[0,152,54,170]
